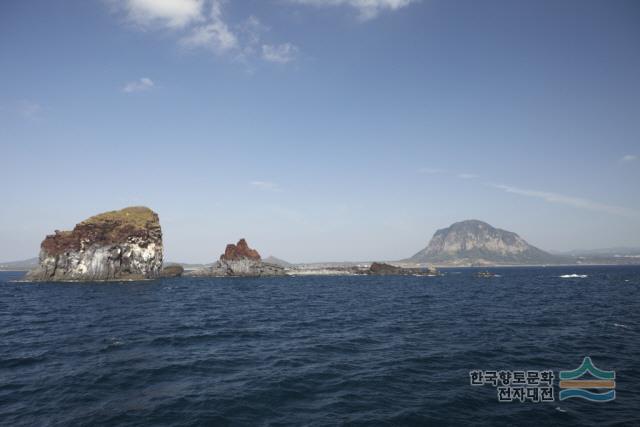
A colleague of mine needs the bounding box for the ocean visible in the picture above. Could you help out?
[1,266,638,426]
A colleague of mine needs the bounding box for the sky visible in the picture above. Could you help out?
[1,0,639,263]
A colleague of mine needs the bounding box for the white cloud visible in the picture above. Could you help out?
[181,0,237,53]
[240,16,268,46]
[291,0,418,20]
[620,154,637,163]
[262,43,299,63]
[490,183,639,218]
[250,181,283,192]
[121,0,205,29]
[457,173,478,179]
[122,77,155,93]
[111,1,296,64]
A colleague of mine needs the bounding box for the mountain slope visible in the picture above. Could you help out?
[0,257,39,271]
[408,220,565,265]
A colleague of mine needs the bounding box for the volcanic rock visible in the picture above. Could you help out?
[25,206,163,281]
[221,238,261,261]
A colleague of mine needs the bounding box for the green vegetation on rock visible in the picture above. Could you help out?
[80,206,158,229]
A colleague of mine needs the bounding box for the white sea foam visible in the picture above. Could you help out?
[555,407,567,413]
[614,323,630,329]
[560,274,588,278]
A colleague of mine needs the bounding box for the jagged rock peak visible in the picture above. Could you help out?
[221,238,261,261]
[26,206,163,281]
[188,239,285,277]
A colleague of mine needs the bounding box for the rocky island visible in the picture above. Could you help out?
[25,206,163,281]
[188,239,286,277]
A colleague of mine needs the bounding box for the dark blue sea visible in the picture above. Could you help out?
[1,266,639,426]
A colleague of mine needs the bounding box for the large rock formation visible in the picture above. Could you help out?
[189,238,286,277]
[25,206,163,281]
[408,220,563,266]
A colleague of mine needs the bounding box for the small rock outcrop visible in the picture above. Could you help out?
[369,262,403,275]
[160,265,184,278]
[25,206,163,281]
[366,262,439,276]
[189,239,286,277]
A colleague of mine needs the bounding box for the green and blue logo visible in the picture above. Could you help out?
[559,357,616,402]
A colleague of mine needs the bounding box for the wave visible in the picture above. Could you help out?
[613,323,630,329]
[560,274,588,278]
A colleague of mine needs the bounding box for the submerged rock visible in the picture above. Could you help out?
[25,206,163,281]
[188,238,286,277]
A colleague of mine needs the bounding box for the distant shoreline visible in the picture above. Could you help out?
[3,262,640,275]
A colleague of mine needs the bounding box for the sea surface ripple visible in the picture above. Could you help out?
[1,266,639,426]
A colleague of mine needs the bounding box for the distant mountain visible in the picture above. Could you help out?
[555,247,640,257]
[548,247,640,265]
[0,257,39,271]
[407,220,566,266]
[263,256,294,268]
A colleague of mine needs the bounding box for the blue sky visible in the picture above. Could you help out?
[1,0,639,263]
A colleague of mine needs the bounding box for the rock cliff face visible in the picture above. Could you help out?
[408,220,561,265]
[189,238,286,277]
[25,206,163,281]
